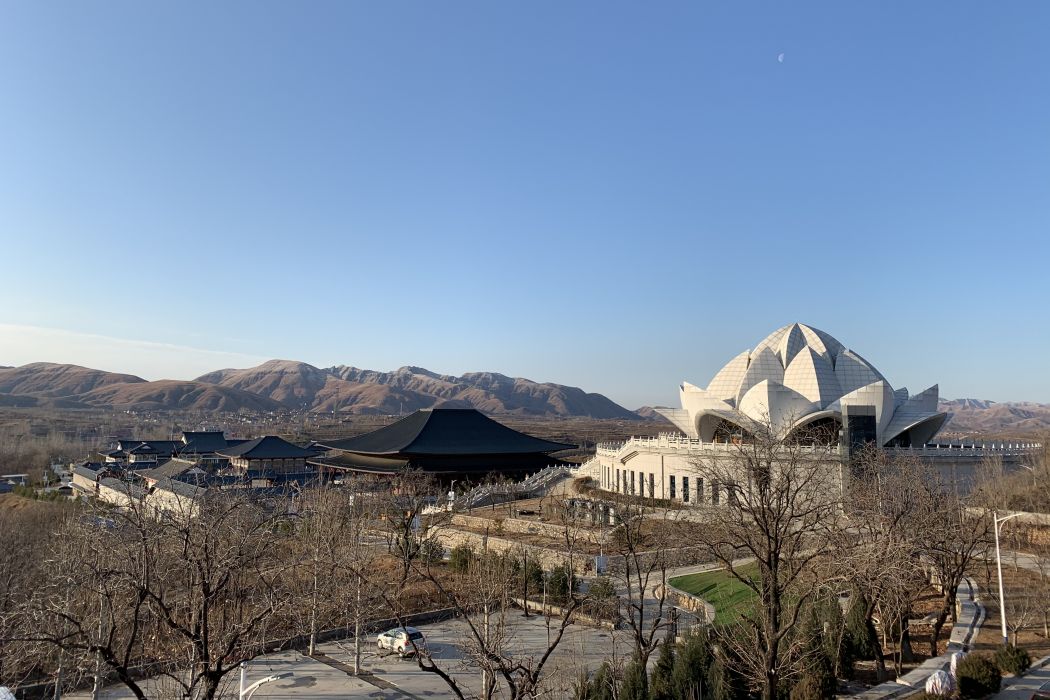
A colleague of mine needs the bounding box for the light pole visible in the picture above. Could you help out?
[239,661,292,700]
[993,510,1024,646]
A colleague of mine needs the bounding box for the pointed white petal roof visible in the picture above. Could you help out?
[671,323,943,447]
[736,346,784,405]
[834,349,886,395]
[783,347,841,407]
[738,380,818,437]
[705,349,750,405]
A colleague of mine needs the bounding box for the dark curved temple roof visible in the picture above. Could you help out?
[180,431,238,454]
[217,436,318,460]
[320,408,575,456]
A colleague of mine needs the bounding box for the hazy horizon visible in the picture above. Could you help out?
[0,322,1039,410]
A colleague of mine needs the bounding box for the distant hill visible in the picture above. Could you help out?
[197,360,640,419]
[0,363,144,397]
[940,399,1050,436]
[634,406,672,420]
[0,359,639,418]
[78,380,287,412]
[4,359,1048,430]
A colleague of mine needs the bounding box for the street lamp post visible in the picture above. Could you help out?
[993,510,1024,646]
[239,662,292,700]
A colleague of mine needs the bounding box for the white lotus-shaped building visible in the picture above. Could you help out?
[656,323,948,448]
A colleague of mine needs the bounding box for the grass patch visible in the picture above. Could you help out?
[669,563,758,625]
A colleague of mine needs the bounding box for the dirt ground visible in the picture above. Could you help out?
[850,587,952,685]
[971,564,1050,662]
[850,565,1050,688]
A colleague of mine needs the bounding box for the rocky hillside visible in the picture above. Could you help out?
[939,399,1050,436]
[78,380,286,412]
[197,360,639,418]
[0,359,639,418]
[0,363,144,397]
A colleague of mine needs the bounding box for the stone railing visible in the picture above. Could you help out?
[600,436,839,455]
[596,436,1042,459]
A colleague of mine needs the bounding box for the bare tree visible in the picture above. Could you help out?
[16,487,295,700]
[379,469,448,588]
[293,484,353,656]
[688,419,842,700]
[918,474,990,656]
[0,497,69,689]
[328,476,387,674]
[602,494,683,668]
[834,446,932,679]
[373,490,592,700]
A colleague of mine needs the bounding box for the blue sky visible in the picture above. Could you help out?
[1,2,1048,409]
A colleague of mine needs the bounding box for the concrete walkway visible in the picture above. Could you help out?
[849,576,986,700]
[992,655,1050,700]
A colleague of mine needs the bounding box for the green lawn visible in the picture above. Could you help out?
[668,563,758,625]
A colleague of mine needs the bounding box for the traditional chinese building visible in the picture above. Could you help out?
[316,407,575,483]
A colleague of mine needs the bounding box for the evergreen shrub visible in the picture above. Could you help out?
[956,653,1001,698]
[993,644,1031,676]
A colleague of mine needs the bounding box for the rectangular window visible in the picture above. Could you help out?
[683,476,690,503]
[649,473,655,498]
[630,470,636,495]
[697,478,704,503]
[616,469,621,492]
[712,481,720,505]
[669,475,676,500]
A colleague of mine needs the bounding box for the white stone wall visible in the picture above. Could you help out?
[593,438,1030,504]
[594,448,731,506]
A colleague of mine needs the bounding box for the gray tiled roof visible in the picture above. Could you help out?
[152,477,204,500]
[216,436,317,460]
[73,464,101,480]
[138,459,200,481]
[99,477,147,500]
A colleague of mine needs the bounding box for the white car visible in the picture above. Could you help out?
[376,626,426,657]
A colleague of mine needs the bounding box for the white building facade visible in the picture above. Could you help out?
[584,323,1039,503]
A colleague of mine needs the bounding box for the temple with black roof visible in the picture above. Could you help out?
[316,408,575,482]
[216,436,320,486]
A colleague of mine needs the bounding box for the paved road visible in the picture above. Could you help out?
[998,550,1049,575]
[66,613,632,699]
[315,612,637,698]
[65,650,385,698]
[992,658,1050,700]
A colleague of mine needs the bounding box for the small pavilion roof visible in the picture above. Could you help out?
[117,439,180,455]
[320,408,575,456]
[178,431,231,454]
[216,436,317,460]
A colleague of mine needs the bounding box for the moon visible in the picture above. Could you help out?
[777,53,785,63]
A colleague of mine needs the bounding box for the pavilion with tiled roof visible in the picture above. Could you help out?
[216,436,320,485]
[316,408,575,482]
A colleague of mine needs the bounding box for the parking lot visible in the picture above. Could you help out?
[72,611,642,699]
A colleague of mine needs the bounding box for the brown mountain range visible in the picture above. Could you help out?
[0,360,640,418]
[0,362,144,397]
[937,399,1050,436]
[78,380,287,412]
[195,360,639,418]
[2,362,1047,433]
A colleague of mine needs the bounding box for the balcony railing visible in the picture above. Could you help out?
[594,434,1042,457]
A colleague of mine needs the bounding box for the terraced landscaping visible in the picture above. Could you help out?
[668,563,759,625]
